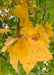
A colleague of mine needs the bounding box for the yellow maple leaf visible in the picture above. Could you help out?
[1,36,18,52]
[20,27,39,38]
[13,2,29,20]
[1,36,53,74]
[20,23,50,44]
[20,19,33,27]
[5,36,14,45]
[37,24,45,32]
[38,30,50,43]
[37,23,53,42]
[0,29,10,33]
[45,24,53,36]
[13,2,34,28]
[37,23,53,36]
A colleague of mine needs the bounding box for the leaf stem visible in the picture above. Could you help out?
[15,22,20,38]
[33,8,37,27]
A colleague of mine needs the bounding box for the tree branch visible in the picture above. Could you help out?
[42,4,46,21]
[0,54,7,61]
[12,0,17,5]
[0,20,8,60]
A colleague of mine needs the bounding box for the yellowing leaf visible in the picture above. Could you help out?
[5,36,14,45]
[38,30,50,44]
[45,24,53,35]
[37,24,45,32]
[1,36,53,74]
[13,2,28,20]
[1,46,8,52]
[21,27,39,38]
[24,37,53,73]
[0,29,10,33]
[37,23,53,36]
[13,2,34,28]
[37,23,53,43]
[20,19,33,27]
[1,36,18,52]
[10,55,19,71]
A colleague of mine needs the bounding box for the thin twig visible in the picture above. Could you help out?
[12,0,17,5]
[0,54,7,61]
[0,20,8,60]
[42,4,46,21]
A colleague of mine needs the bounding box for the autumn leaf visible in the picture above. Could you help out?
[1,36,53,74]
[37,23,53,36]
[37,23,53,41]
[45,24,53,36]
[13,2,29,20]
[20,19,33,27]
[38,30,50,44]
[20,24,51,44]
[0,29,10,33]
[20,27,39,38]
[13,2,34,28]
[1,36,18,52]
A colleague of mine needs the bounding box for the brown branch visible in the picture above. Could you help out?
[0,54,7,61]
[0,20,3,28]
[42,4,46,21]
[12,0,17,5]
[0,20,8,61]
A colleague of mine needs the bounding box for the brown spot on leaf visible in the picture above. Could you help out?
[32,38,38,41]
[28,63,30,65]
